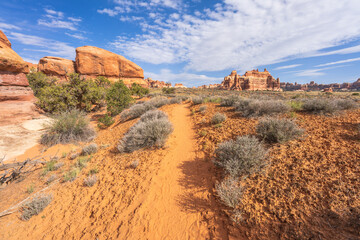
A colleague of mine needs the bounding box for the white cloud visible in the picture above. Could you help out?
[65,32,86,40]
[145,69,221,87]
[293,65,349,77]
[8,32,75,59]
[97,8,119,17]
[22,57,38,64]
[274,64,302,70]
[0,22,21,30]
[111,0,360,72]
[316,57,360,67]
[38,8,81,31]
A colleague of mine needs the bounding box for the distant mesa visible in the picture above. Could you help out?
[174,83,186,88]
[0,30,39,125]
[146,77,172,88]
[281,79,360,91]
[217,69,281,91]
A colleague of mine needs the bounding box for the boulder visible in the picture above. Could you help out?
[38,56,75,80]
[75,46,146,86]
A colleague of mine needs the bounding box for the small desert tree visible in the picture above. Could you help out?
[106,81,134,116]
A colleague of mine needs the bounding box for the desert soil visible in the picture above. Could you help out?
[0,104,229,240]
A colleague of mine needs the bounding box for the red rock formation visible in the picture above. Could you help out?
[281,79,360,91]
[25,62,38,72]
[75,46,146,87]
[0,31,38,125]
[146,78,171,88]
[220,69,281,91]
[38,56,75,80]
[174,83,186,88]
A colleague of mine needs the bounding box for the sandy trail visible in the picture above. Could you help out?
[117,104,219,239]
[0,103,228,240]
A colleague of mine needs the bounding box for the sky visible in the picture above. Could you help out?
[1,0,360,87]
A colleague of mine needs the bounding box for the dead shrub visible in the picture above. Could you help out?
[81,143,98,156]
[215,135,267,177]
[148,96,171,108]
[221,95,241,106]
[192,96,204,105]
[40,109,95,146]
[170,97,182,104]
[120,102,155,121]
[199,105,207,113]
[215,178,243,208]
[302,98,338,115]
[118,112,173,153]
[139,110,168,122]
[235,99,290,117]
[335,99,358,110]
[21,194,52,221]
[211,112,227,124]
[83,175,97,187]
[256,117,304,143]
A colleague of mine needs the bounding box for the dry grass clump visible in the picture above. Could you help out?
[148,96,171,108]
[118,110,173,153]
[120,102,155,121]
[199,105,207,113]
[215,135,267,177]
[170,97,182,104]
[81,143,98,156]
[221,95,241,106]
[235,99,290,117]
[21,194,52,221]
[192,96,204,105]
[83,175,97,187]
[215,178,243,208]
[334,99,358,110]
[256,117,304,143]
[211,112,227,124]
[139,110,168,122]
[41,109,95,146]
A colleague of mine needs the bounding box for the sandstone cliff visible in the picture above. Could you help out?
[0,30,38,125]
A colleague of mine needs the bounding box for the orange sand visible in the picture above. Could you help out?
[0,104,229,239]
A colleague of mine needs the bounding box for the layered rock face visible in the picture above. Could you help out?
[220,69,281,91]
[75,46,146,87]
[38,56,75,80]
[0,30,38,125]
[146,78,171,88]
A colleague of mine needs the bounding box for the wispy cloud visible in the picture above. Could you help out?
[274,64,302,70]
[145,69,221,87]
[98,0,182,17]
[65,32,86,40]
[8,32,75,59]
[293,65,349,77]
[0,22,21,30]
[316,57,360,67]
[38,8,82,31]
[110,0,360,72]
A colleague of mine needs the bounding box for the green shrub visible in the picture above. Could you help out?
[215,135,267,177]
[131,83,149,97]
[106,81,134,116]
[64,168,80,182]
[27,72,56,95]
[97,114,115,129]
[352,92,359,96]
[288,101,303,111]
[162,87,176,94]
[40,109,95,146]
[216,178,242,208]
[256,117,304,143]
[120,102,155,121]
[211,112,226,124]
[118,111,173,153]
[21,194,52,221]
[34,73,107,113]
[302,98,338,115]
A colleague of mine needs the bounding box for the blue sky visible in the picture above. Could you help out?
[1,0,360,87]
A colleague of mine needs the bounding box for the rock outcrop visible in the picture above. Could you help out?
[146,78,171,88]
[38,56,75,80]
[174,83,186,88]
[281,79,360,91]
[0,30,38,125]
[220,69,281,91]
[75,46,146,87]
